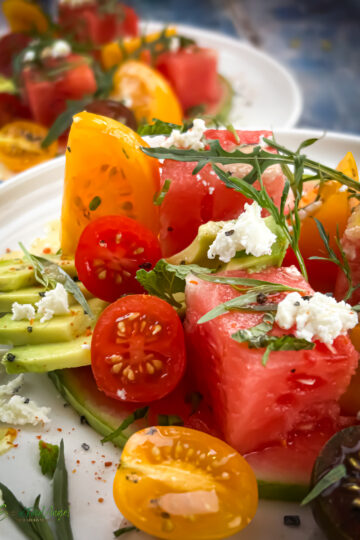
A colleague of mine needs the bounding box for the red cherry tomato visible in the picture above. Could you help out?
[75,215,161,302]
[91,295,186,402]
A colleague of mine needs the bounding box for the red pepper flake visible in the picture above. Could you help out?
[101,455,105,458]
[72,469,77,474]
[36,435,42,440]
[189,280,198,285]
[13,444,18,448]
[91,460,96,464]
[85,327,92,336]
[5,248,11,253]
[57,428,62,432]
[98,498,104,503]
[104,461,112,467]
[76,460,80,465]
[42,247,51,254]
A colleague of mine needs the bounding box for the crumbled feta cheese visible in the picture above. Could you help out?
[36,283,69,323]
[0,375,24,397]
[122,97,133,108]
[0,374,50,426]
[275,292,358,344]
[41,40,71,60]
[117,388,127,400]
[23,50,35,63]
[11,303,35,321]
[81,343,90,350]
[169,37,180,52]
[284,265,301,277]
[143,118,207,151]
[0,395,50,426]
[207,202,277,263]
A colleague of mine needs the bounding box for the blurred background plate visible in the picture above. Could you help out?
[1,128,359,540]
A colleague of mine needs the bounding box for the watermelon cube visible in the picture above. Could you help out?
[184,266,358,454]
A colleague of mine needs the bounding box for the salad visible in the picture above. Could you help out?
[0,0,233,177]
[0,111,360,540]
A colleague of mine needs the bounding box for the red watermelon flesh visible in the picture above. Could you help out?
[184,266,359,455]
[159,129,285,256]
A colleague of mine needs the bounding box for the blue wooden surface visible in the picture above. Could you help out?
[127,0,360,135]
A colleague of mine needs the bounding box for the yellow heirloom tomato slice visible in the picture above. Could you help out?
[61,111,160,255]
[2,0,49,34]
[101,27,177,70]
[113,426,258,540]
[0,120,57,172]
[111,60,183,125]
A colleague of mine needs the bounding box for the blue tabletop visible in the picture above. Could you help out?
[127,0,360,136]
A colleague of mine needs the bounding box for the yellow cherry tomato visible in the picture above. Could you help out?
[111,60,183,124]
[2,0,49,34]
[61,111,160,255]
[101,27,177,70]
[113,426,258,540]
[0,121,58,172]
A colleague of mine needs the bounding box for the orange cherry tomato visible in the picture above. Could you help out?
[111,60,183,124]
[113,426,258,539]
[101,27,177,70]
[2,0,49,34]
[0,120,58,172]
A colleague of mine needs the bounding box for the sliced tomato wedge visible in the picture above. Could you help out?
[75,215,161,302]
[91,295,186,402]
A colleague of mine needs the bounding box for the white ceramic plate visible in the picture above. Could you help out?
[2,128,360,540]
[0,23,302,181]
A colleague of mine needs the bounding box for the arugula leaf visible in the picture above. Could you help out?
[158,414,183,426]
[153,179,171,205]
[53,439,74,540]
[31,495,55,540]
[225,123,240,144]
[197,282,301,324]
[301,464,346,506]
[138,118,192,136]
[309,219,359,301]
[93,63,117,99]
[136,259,212,308]
[39,440,59,478]
[101,407,149,444]
[114,525,137,537]
[193,273,303,291]
[19,243,94,318]
[41,98,92,148]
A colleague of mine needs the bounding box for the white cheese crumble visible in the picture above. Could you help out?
[143,118,207,151]
[0,375,51,426]
[23,50,36,63]
[41,40,71,60]
[207,202,277,263]
[275,292,358,344]
[169,36,180,52]
[36,283,69,323]
[11,303,35,321]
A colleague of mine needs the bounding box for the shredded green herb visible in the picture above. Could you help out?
[153,179,172,206]
[158,414,183,426]
[89,196,102,211]
[101,407,149,444]
[39,440,59,478]
[113,525,137,537]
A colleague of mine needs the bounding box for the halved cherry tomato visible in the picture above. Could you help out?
[2,0,49,34]
[113,426,258,539]
[91,295,186,402]
[0,33,31,77]
[111,60,183,124]
[75,215,161,302]
[0,120,58,172]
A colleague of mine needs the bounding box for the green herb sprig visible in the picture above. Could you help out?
[301,464,347,506]
[309,219,359,301]
[113,525,137,537]
[153,179,172,205]
[19,243,94,317]
[101,406,149,444]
